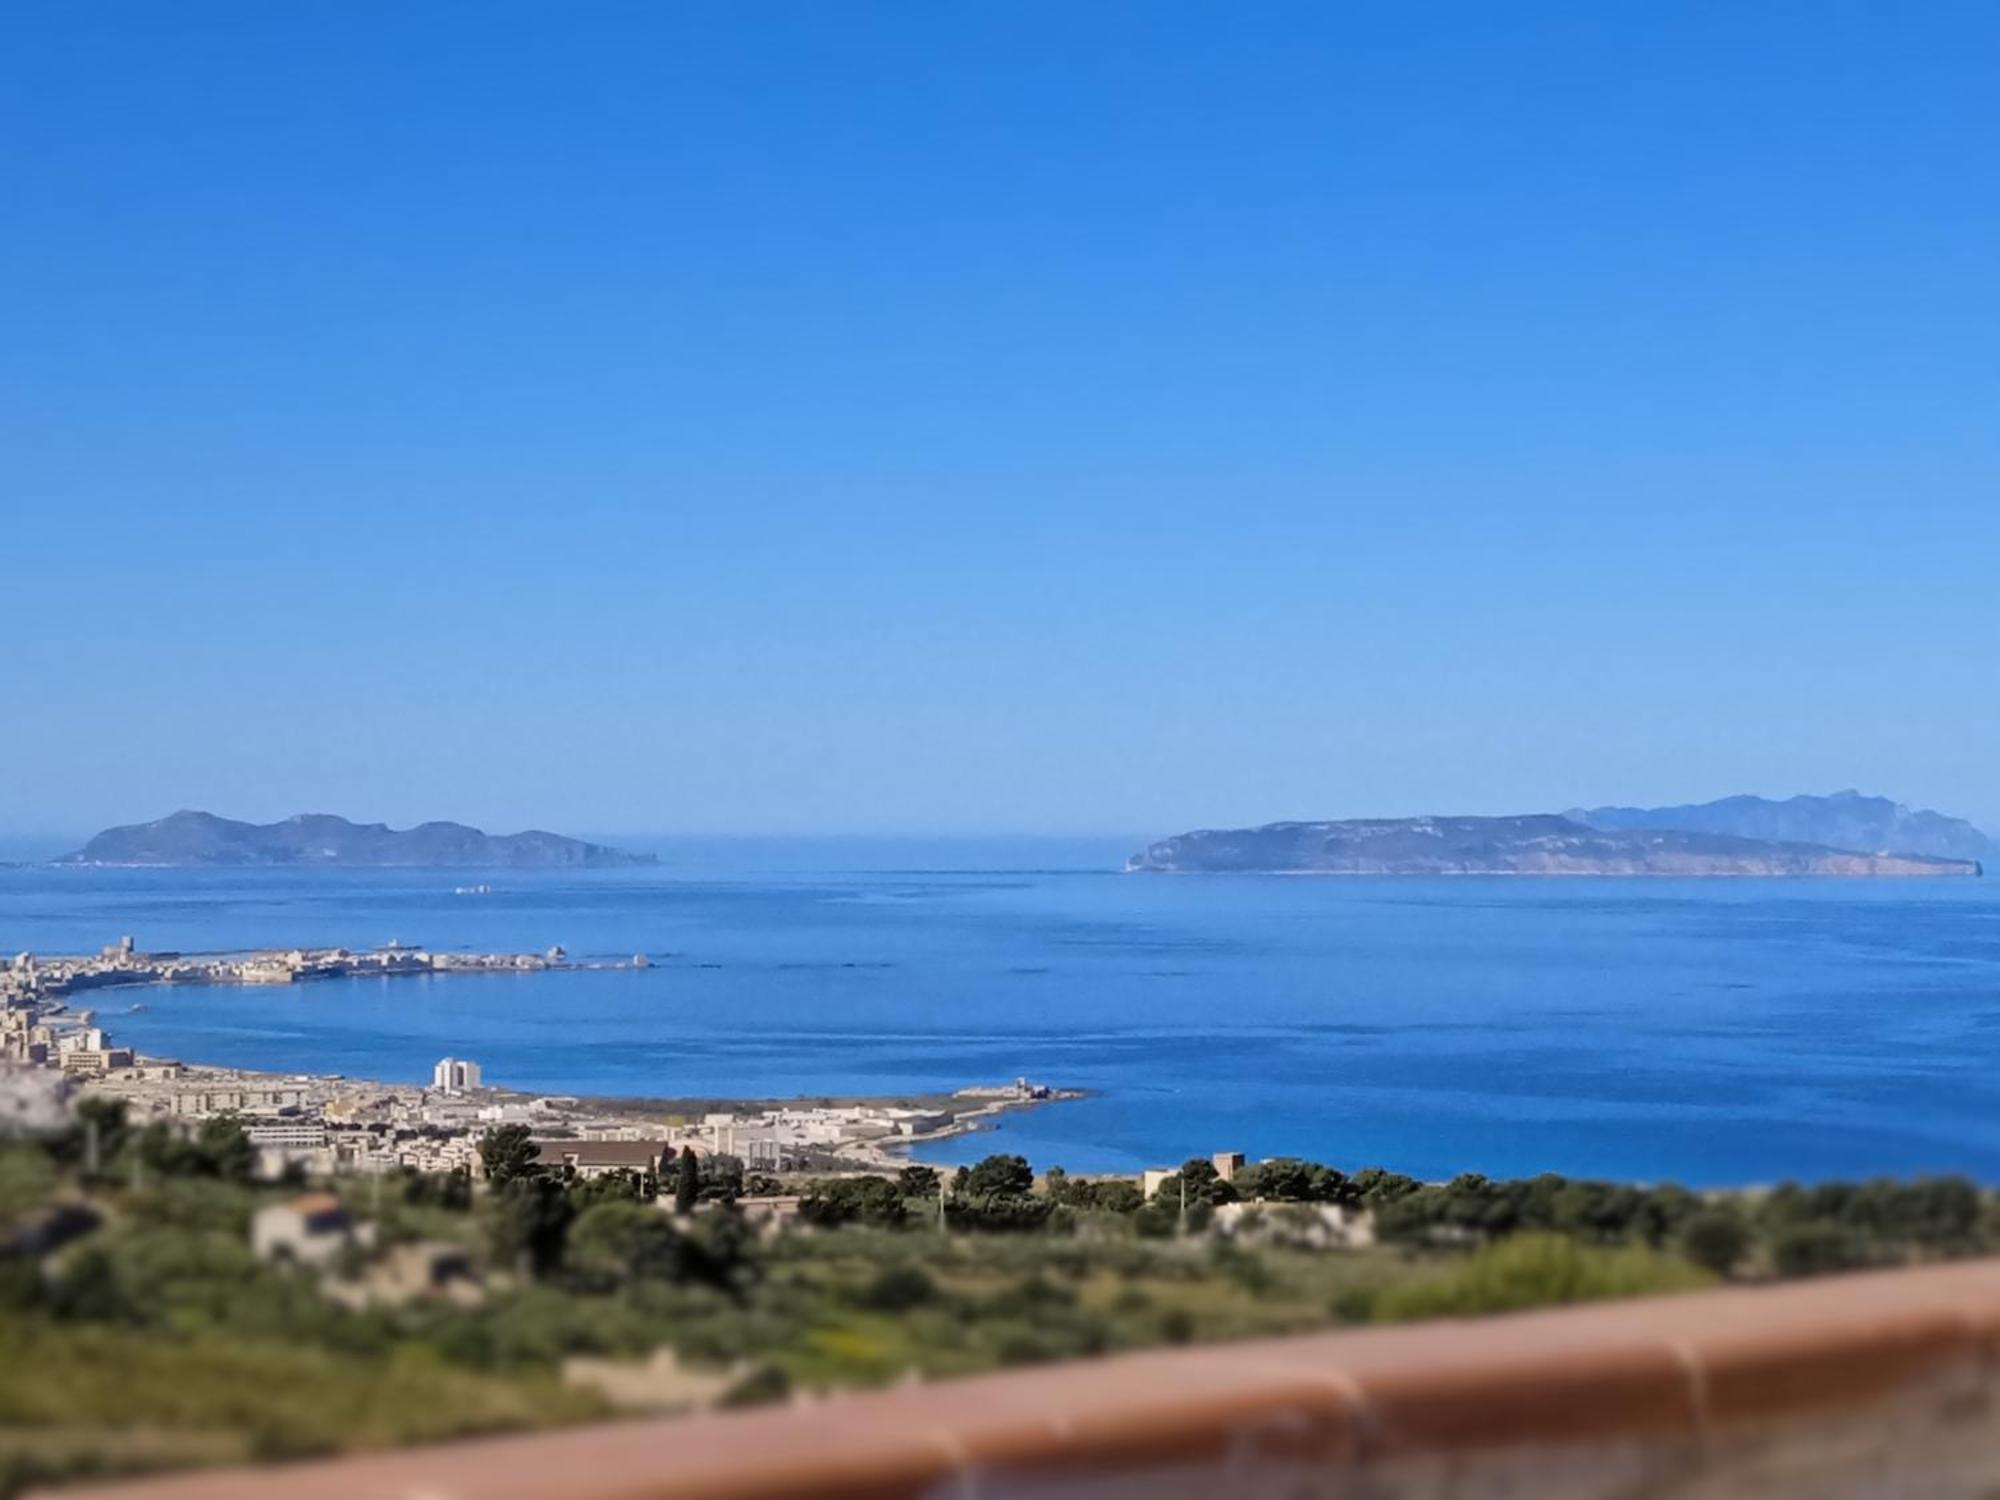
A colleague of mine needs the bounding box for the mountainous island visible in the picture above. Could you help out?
[57,811,655,869]
[1129,800,1987,877]
[1568,790,1991,863]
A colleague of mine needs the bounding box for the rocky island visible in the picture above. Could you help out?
[58,811,654,869]
[1127,812,1982,877]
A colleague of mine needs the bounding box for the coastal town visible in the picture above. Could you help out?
[0,937,1073,1184]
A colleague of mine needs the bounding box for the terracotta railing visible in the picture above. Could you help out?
[54,1257,2000,1499]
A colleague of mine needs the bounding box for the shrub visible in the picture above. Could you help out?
[566,1202,688,1286]
[1679,1208,1751,1276]
[1769,1222,1869,1278]
[799,1176,908,1230]
[855,1264,936,1311]
[1373,1234,1713,1322]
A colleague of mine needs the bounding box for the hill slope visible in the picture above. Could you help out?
[58,811,654,868]
[1570,791,1990,862]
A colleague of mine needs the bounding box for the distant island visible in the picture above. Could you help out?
[57,811,655,869]
[1568,790,1990,863]
[1128,807,1984,877]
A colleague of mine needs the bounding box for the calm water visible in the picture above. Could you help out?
[5,840,1999,1185]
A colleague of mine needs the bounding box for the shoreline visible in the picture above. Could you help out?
[13,942,648,1004]
[89,1056,1084,1173]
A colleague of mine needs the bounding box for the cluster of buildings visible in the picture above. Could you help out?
[3,967,154,1079]
[698,1102,953,1168]
[61,1045,1037,1185]
[0,937,588,1178]
[0,938,605,1165]
[5,939,564,1003]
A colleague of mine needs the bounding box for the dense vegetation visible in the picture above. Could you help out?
[2,1105,1996,1495]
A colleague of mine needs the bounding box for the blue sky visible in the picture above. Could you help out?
[5,3,1997,836]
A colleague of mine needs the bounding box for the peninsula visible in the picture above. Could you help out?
[1127,814,1982,877]
[58,810,654,869]
[0,937,1079,1175]
[5,939,637,1012]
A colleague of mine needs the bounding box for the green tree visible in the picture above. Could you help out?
[673,1147,701,1216]
[571,1170,648,1210]
[490,1173,574,1277]
[799,1175,908,1229]
[686,1205,759,1295]
[567,1201,688,1286]
[1352,1167,1421,1206]
[949,1192,1054,1232]
[48,1244,144,1324]
[1679,1208,1750,1276]
[437,1167,473,1212]
[702,1153,746,1203]
[1238,1157,1349,1204]
[963,1154,1034,1199]
[53,1096,133,1176]
[478,1125,542,1189]
[1769,1222,1867,1278]
[1149,1159,1236,1210]
[1076,1179,1144,1214]
[896,1165,941,1201]
[948,1155,1053,1233]
[194,1116,255,1184]
[0,1144,57,1227]
[131,1123,202,1179]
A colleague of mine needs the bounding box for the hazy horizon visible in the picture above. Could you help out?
[11,783,1998,852]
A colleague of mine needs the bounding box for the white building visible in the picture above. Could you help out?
[245,1121,329,1150]
[431,1057,483,1094]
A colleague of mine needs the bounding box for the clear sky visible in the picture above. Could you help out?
[5,3,1996,837]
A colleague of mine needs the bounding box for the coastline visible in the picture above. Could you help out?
[85,1055,1083,1173]
[570,1085,1088,1152]
[6,940,1084,1176]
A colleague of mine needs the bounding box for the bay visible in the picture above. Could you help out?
[5,837,1998,1186]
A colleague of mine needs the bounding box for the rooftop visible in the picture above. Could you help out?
[533,1139,667,1167]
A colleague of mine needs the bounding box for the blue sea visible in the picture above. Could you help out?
[5,838,1999,1186]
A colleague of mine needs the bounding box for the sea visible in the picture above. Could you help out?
[5,836,1999,1187]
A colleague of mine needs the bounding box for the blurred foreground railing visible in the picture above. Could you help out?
[54,1257,2000,1499]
